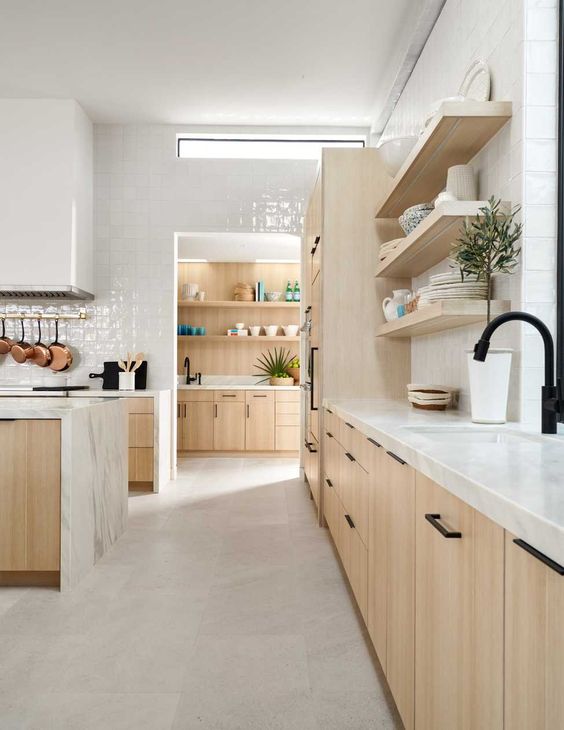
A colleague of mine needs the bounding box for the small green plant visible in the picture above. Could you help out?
[254,348,295,383]
[451,196,522,322]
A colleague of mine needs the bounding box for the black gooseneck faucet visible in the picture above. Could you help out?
[184,356,201,385]
[473,311,562,434]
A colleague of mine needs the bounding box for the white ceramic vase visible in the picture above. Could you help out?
[467,348,512,423]
[446,164,477,201]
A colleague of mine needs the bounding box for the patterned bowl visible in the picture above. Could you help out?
[398,203,434,235]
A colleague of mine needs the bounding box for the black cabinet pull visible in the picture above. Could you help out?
[387,450,406,465]
[310,235,320,255]
[367,437,381,447]
[345,422,354,430]
[326,409,333,414]
[425,513,462,539]
[246,404,250,419]
[326,478,333,487]
[345,514,355,529]
[345,452,355,462]
[222,394,237,397]
[514,538,564,575]
[214,404,218,418]
[310,347,318,412]
[326,431,333,438]
[305,441,318,454]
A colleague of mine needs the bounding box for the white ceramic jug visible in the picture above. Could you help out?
[382,289,411,321]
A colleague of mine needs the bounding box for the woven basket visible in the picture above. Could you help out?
[270,376,291,386]
[286,367,300,383]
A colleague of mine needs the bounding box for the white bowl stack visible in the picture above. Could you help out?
[407,384,458,410]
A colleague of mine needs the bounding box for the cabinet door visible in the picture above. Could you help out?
[214,402,245,451]
[367,437,387,669]
[185,401,214,451]
[245,391,275,451]
[348,517,368,622]
[0,420,28,570]
[505,532,564,730]
[415,473,504,730]
[385,450,416,730]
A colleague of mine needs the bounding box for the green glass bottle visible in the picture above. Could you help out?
[285,280,293,302]
[293,280,300,302]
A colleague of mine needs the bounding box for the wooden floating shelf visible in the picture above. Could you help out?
[178,335,300,342]
[375,300,511,338]
[178,300,300,308]
[375,201,510,278]
[375,101,512,218]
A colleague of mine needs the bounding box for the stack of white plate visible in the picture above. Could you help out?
[418,271,487,307]
[379,237,404,261]
[407,384,458,411]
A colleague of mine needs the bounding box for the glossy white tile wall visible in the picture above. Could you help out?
[380,0,558,423]
[0,126,318,389]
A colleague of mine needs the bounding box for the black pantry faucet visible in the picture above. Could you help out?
[473,311,562,434]
[184,356,201,386]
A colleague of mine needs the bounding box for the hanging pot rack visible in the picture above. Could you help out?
[0,309,88,321]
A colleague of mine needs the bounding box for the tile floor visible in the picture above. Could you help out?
[0,457,401,729]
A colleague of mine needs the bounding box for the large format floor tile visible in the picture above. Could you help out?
[0,456,401,729]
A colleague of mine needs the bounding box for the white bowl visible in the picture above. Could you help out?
[376,136,418,177]
[265,325,279,336]
[249,326,262,336]
[282,325,299,337]
[265,291,282,302]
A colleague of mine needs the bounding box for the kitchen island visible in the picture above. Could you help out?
[0,397,127,591]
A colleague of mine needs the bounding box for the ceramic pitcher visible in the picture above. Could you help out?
[382,289,411,321]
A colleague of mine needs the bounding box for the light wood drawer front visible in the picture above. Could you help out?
[324,408,338,438]
[275,390,300,402]
[178,390,213,402]
[276,413,300,427]
[275,426,300,451]
[129,448,153,482]
[214,390,245,402]
[276,402,300,415]
[339,417,355,453]
[127,397,154,414]
[246,390,275,404]
[128,414,154,448]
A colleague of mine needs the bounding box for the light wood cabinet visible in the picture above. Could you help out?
[415,473,504,730]
[214,401,245,451]
[367,436,388,670]
[305,432,320,507]
[128,447,153,482]
[126,399,155,489]
[184,401,214,451]
[0,420,61,574]
[245,391,275,451]
[128,413,153,447]
[505,532,564,730]
[385,449,416,730]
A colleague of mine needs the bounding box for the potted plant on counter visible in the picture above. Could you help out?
[451,197,522,424]
[254,348,296,386]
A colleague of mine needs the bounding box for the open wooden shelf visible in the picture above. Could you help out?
[375,201,510,278]
[178,300,300,308]
[178,335,300,342]
[375,101,512,218]
[375,300,511,338]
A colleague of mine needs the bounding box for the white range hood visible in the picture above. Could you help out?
[0,99,94,300]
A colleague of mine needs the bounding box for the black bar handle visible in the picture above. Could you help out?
[387,450,407,465]
[326,478,333,487]
[514,538,564,575]
[425,513,462,539]
[310,347,318,411]
[345,422,354,430]
[345,452,355,462]
[326,409,333,414]
[367,437,381,447]
[345,514,355,529]
[305,442,318,454]
[310,235,320,255]
[221,394,237,397]
[326,431,333,438]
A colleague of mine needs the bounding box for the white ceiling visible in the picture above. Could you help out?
[177,232,300,262]
[0,0,418,126]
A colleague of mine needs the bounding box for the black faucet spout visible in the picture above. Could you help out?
[473,311,560,434]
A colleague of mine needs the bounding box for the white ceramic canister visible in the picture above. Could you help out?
[446,164,477,201]
[119,372,136,391]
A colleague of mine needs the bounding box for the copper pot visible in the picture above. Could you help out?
[48,319,73,372]
[0,319,13,355]
[30,320,52,368]
[11,320,34,363]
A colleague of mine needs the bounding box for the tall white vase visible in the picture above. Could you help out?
[467,349,513,423]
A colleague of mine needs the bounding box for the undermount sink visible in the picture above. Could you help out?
[399,425,538,445]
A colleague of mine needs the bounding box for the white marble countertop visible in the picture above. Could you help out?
[324,397,564,566]
[0,397,117,418]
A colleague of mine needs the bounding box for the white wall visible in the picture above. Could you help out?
[0,124,318,388]
[380,0,558,423]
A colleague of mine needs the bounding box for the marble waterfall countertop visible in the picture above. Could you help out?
[177,384,300,391]
[0,397,128,590]
[324,398,564,566]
